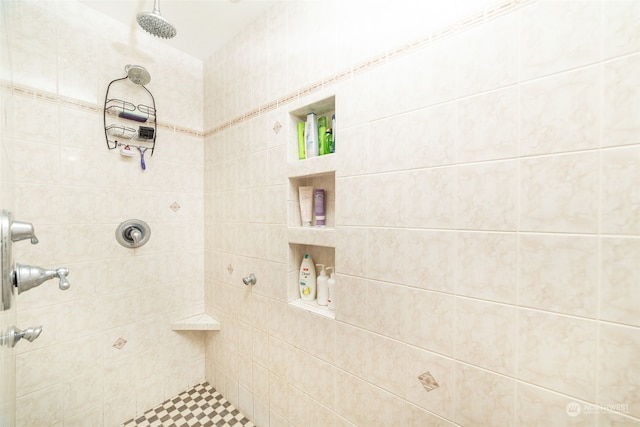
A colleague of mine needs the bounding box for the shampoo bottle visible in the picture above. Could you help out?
[297,121,306,159]
[318,116,327,155]
[327,267,335,310]
[316,264,328,306]
[299,254,317,302]
[331,114,336,152]
[304,113,319,158]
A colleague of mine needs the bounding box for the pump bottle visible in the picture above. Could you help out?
[327,267,335,310]
[316,264,328,306]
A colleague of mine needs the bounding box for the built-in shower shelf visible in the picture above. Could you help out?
[171,313,220,331]
[287,226,335,247]
[287,153,335,178]
[289,298,335,319]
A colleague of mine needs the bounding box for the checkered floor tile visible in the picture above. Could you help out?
[120,382,255,427]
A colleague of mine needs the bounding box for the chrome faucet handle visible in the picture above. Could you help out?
[18,325,42,342]
[242,273,257,286]
[129,228,142,246]
[0,325,42,348]
[14,264,71,294]
[10,220,39,244]
[56,268,70,290]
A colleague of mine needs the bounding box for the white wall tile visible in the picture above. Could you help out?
[601,146,640,235]
[519,66,600,156]
[456,231,517,304]
[457,87,518,163]
[456,160,518,231]
[403,289,455,356]
[598,323,640,419]
[520,152,599,234]
[455,298,516,375]
[16,384,63,427]
[515,382,594,426]
[366,172,408,227]
[603,54,640,148]
[409,167,457,229]
[519,1,601,81]
[517,309,597,401]
[456,11,520,96]
[600,237,640,327]
[603,0,640,60]
[518,233,598,318]
[404,230,457,293]
[454,363,515,426]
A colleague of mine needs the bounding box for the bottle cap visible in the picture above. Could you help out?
[316,264,326,276]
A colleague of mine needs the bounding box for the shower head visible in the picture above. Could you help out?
[137,0,177,39]
[125,64,151,86]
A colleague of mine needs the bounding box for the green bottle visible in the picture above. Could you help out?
[318,116,327,155]
[297,121,306,159]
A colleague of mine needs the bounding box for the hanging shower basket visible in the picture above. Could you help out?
[103,68,157,156]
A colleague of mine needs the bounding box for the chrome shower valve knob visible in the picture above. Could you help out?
[13,264,71,294]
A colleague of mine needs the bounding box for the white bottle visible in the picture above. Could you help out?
[305,113,319,157]
[299,254,317,302]
[327,267,335,310]
[316,264,328,306]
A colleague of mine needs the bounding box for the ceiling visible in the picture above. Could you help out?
[79,0,278,60]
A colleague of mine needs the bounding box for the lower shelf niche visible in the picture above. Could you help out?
[288,243,335,319]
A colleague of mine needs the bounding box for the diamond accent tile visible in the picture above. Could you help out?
[418,371,440,392]
[169,202,181,212]
[112,338,127,350]
[273,120,282,134]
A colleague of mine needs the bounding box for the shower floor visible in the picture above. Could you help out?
[120,382,255,427]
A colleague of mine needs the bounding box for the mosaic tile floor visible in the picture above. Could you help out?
[121,382,255,427]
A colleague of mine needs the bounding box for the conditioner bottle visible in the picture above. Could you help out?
[316,264,328,306]
[327,267,335,310]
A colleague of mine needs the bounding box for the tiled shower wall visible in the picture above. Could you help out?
[1,1,206,425]
[203,1,640,426]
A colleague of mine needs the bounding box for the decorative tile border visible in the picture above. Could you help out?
[1,0,532,141]
[0,80,205,138]
[203,0,533,137]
